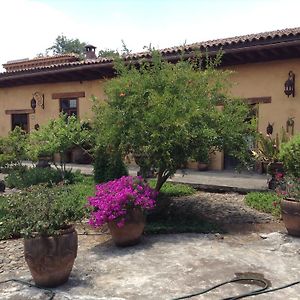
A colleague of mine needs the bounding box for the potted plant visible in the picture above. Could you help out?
[88,176,157,246]
[2,185,80,287]
[276,175,300,237]
[276,134,300,236]
[251,131,289,189]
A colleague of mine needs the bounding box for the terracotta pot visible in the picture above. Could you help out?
[197,162,208,171]
[108,208,145,247]
[280,198,300,237]
[24,225,78,287]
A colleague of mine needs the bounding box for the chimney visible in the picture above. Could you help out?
[85,44,97,60]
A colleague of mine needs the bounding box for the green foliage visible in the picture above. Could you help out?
[5,167,81,189]
[279,134,300,178]
[47,34,86,57]
[93,147,128,183]
[0,127,28,168]
[93,50,256,190]
[98,49,119,58]
[252,130,290,164]
[244,192,282,217]
[148,180,196,197]
[0,179,94,239]
[27,114,92,178]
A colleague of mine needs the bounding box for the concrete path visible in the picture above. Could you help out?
[66,163,269,193]
[0,232,299,299]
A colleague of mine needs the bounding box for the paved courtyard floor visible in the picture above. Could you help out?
[0,230,299,300]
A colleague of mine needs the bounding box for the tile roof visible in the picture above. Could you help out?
[1,27,300,76]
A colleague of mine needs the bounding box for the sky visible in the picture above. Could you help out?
[1,0,300,70]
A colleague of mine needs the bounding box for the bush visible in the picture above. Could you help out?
[5,167,81,189]
[244,192,282,217]
[280,134,300,178]
[93,148,128,183]
[0,179,94,240]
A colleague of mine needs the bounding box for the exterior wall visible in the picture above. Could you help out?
[0,79,106,136]
[1,57,300,170]
[210,58,300,170]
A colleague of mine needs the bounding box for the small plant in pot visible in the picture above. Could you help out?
[88,176,157,246]
[251,131,289,189]
[275,175,300,237]
[276,134,300,236]
[2,185,80,287]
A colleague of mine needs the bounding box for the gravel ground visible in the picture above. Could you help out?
[0,191,283,282]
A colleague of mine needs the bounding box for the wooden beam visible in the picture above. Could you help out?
[5,109,35,114]
[245,97,271,104]
[51,91,85,99]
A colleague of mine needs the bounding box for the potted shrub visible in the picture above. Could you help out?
[251,131,289,189]
[2,185,80,287]
[277,134,300,236]
[88,176,157,246]
[276,175,300,237]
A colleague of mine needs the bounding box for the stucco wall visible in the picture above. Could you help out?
[209,58,300,170]
[0,79,106,136]
[1,58,300,170]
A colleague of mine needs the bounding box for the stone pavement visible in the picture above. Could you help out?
[66,163,269,193]
[0,232,300,299]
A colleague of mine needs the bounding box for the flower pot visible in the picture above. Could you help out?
[108,208,145,247]
[24,225,78,287]
[280,198,300,237]
[197,162,208,171]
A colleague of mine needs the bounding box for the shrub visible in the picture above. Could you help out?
[88,176,156,228]
[5,167,81,189]
[0,180,94,240]
[93,147,128,183]
[244,192,282,217]
[280,134,300,178]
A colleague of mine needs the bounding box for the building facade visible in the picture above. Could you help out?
[1,27,300,170]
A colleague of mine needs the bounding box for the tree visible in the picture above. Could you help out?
[98,49,119,58]
[47,35,86,57]
[0,127,28,168]
[27,114,92,179]
[93,51,256,191]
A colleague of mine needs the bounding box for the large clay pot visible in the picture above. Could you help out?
[108,208,145,247]
[280,198,300,237]
[24,225,78,287]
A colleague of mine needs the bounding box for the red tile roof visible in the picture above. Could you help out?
[1,27,300,76]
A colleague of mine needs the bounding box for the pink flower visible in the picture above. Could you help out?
[87,176,157,228]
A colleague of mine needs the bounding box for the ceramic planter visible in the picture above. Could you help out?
[24,225,78,287]
[108,208,145,247]
[280,198,300,237]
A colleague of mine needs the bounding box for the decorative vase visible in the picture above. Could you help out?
[108,208,145,247]
[280,198,300,237]
[24,225,78,287]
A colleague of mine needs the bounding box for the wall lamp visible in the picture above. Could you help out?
[284,71,295,97]
[30,92,45,111]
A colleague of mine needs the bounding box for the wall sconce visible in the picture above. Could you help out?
[266,122,274,135]
[30,92,45,111]
[284,71,295,97]
[286,117,295,135]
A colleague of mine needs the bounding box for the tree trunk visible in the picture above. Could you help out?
[155,169,169,191]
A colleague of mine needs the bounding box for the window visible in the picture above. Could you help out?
[11,113,29,132]
[60,98,78,117]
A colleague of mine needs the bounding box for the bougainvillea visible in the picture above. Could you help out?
[88,176,157,228]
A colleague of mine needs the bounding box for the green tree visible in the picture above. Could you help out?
[47,34,86,56]
[98,49,119,58]
[0,127,28,168]
[27,114,92,179]
[93,51,256,191]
